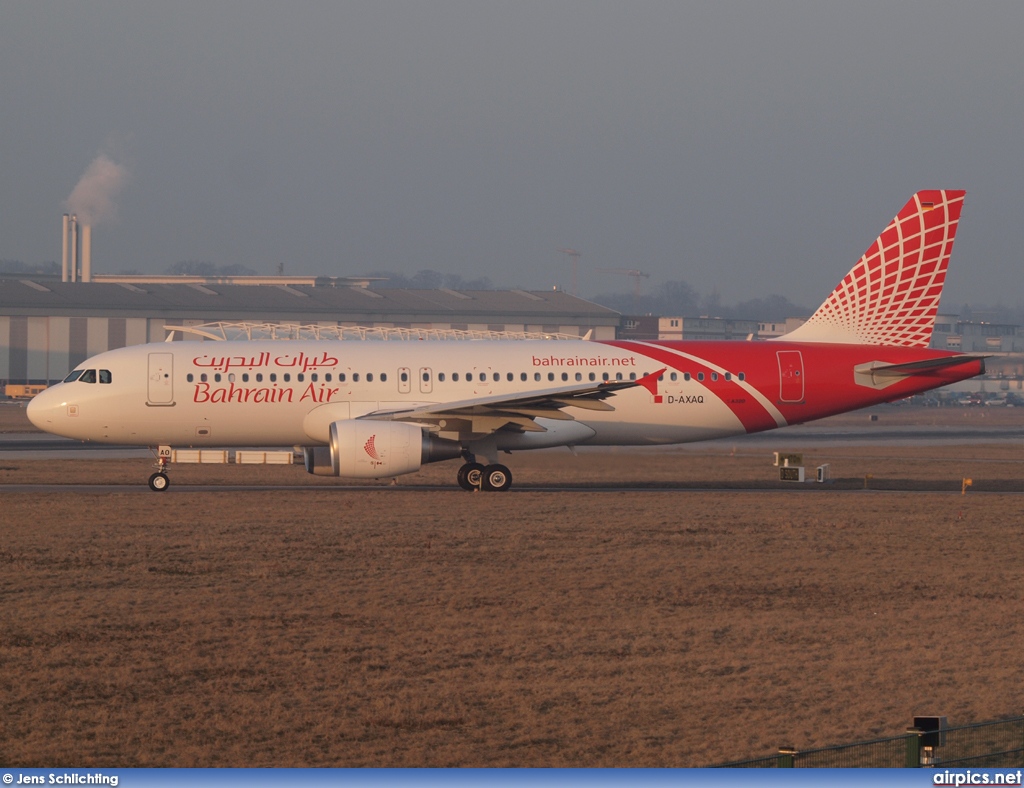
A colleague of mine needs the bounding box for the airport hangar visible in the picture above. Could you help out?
[0,274,622,387]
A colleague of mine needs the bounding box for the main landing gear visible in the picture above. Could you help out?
[457,461,512,492]
[148,447,171,492]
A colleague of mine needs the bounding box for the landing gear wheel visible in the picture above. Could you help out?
[482,464,512,492]
[148,472,170,492]
[457,462,485,491]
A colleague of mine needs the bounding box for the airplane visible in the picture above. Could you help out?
[27,190,984,492]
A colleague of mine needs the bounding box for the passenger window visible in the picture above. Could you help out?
[422,372,430,382]
[99,370,112,384]
[671,372,678,382]
[353,373,360,382]
[697,372,705,381]
[63,370,84,382]
[589,373,595,382]
[187,373,194,383]
[453,373,460,382]
[200,373,208,383]
[401,371,409,382]
[479,373,486,382]
[629,373,637,381]
[380,373,387,382]
[439,373,446,382]
[575,373,582,381]
[521,372,527,382]
[338,373,346,382]
[243,373,250,383]
[507,373,513,382]
[561,372,569,381]
[684,372,691,381]
[534,373,541,382]
[297,373,305,382]
[615,373,623,381]
[738,372,746,381]
[724,373,731,381]
[711,372,718,381]
[602,372,609,381]
[311,373,318,382]
[80,369,97,383]
[215,373,222,382]
[367,373,374,382]
[270,373,277,382]
[229,373,235,383]
[284,373,290,382]
[256,373,263,382]
[548,373,555,382]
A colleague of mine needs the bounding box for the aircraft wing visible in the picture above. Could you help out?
[359,368,665,438]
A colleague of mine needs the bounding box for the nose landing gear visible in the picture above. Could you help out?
[148,446,171,492]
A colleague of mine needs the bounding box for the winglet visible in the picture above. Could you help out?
[596,367,667,397]
[637,368,666,396]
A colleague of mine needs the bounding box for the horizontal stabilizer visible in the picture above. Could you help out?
[854,354,986,389]
[862,354,987,377]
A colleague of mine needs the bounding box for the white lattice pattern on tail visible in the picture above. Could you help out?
[781,190,965,348]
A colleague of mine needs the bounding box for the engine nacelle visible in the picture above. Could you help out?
[303,420,462,478]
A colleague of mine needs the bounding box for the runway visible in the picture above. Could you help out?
[3,481,1021,495]
[3,420,1024,460]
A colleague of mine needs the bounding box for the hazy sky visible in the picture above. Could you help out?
[2,2,1023,309]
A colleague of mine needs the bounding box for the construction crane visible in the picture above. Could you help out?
[597,268,651,312]
[556,248,581,295]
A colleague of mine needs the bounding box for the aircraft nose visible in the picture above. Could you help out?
[26,387,56,430]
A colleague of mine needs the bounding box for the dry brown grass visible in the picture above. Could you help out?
[3,424,1024,767]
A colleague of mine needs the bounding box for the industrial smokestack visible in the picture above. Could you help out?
[81,224,92,283]
[61,214,70,282]
[70,214,79,283]
[64,153,130,283]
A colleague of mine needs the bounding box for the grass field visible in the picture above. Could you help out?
[2,402,1023,766]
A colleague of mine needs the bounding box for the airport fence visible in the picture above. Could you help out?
[714,715,1024,768]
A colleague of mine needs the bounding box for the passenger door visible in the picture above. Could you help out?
[776,350,805,404]
[147,352,175,405]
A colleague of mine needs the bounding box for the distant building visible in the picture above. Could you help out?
[930,316,1024,353]
[659,316,760,341]
[757,317,807,339]
[0,274,620,385]
[617,315,660,340]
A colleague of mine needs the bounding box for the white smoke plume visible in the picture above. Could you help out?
[66,154,130,226]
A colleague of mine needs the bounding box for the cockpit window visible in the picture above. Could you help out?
[79,369,97,384]
[99,369,112,384]
[64,370,84,383]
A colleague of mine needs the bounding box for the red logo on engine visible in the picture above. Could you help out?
[364,434,380,460]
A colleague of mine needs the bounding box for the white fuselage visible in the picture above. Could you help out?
[27,340,761,448]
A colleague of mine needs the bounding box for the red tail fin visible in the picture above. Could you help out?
[779,190,966,348]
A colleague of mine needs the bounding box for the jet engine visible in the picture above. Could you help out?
[303,419,462,478]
